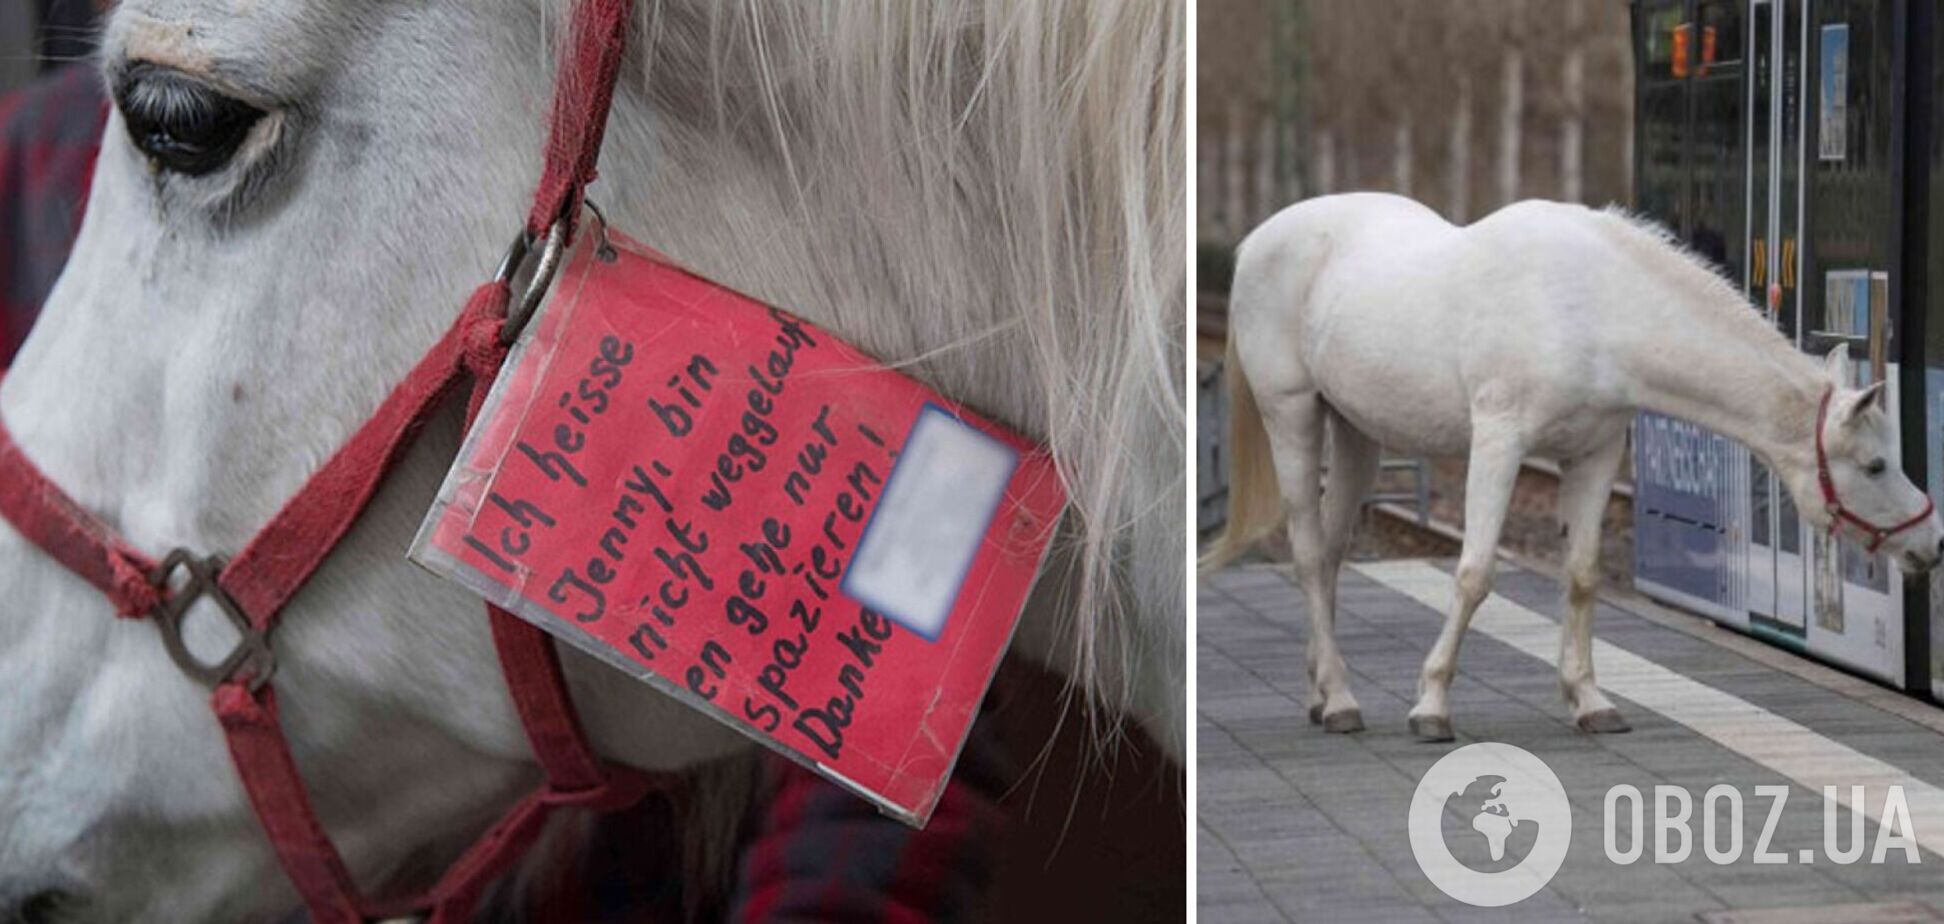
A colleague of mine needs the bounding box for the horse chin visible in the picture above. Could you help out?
[1889,520,1944,574]
[1899,549,1942,575]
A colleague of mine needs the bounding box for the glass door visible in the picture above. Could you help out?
[1799,0,1904,683]
[1632,0,1751,622]
[1745,0,1811,640]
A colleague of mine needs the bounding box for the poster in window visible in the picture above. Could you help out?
[1819,23,1848,162]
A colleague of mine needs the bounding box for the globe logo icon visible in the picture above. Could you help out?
[1442,775,1542,873]
[1409,743,1572,907]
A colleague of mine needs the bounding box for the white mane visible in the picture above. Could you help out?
[1592,205,1811,368]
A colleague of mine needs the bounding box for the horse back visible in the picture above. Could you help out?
[1230,195,1622,457]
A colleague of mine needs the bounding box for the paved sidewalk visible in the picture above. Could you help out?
[1199,560,1944,924]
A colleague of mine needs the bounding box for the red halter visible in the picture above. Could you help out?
[0,1,655,921]
[1814,387,1935,553]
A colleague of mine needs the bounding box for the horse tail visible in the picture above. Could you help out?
[1197,323,1282,574]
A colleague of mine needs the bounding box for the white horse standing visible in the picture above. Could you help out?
[0,2,1184,920]
[1203,192,1943,741]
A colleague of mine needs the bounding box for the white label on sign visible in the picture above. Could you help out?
[843,405,1019,641]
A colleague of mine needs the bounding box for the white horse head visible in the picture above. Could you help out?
[1805,347,1944,574]
[0,1,1183,919]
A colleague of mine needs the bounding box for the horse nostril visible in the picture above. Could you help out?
[17,890,79,924]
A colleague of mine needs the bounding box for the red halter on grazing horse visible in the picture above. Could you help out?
[1815,387,1936,553]
[0,1,650,919]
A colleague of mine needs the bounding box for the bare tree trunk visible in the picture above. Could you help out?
[1227,105,1249,239]
[1393,122,1414,198]
[1258,119,1279,219]
[1498,48,1525,208]
[1285,123,1304,203]
[1561,1,1586,202]
[1198,130,1219,238]
[1314,129,1337,196]
[1450,79,1473,220]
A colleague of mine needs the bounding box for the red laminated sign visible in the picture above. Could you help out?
[411,227,1065,824]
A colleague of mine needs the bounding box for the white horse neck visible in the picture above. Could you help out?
[1596,213,1823,478]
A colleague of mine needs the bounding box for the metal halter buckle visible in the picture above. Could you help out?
[149,549,275,691]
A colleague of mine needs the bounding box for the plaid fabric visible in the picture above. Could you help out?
[3,63,1006,921]
[518,709,1011,923]
[723,727,1008,924]
[0,61,105,363]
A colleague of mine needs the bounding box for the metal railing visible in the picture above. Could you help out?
[1372,457,1432,527]
[1196,360,1230,536]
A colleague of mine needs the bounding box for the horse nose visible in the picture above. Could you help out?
[1923,536,1944,573]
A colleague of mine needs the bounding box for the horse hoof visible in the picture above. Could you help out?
[1576,709,1631,734]
[1308,703,1324,725]
[1321,709,1364,734]
[1409,715,1454,742]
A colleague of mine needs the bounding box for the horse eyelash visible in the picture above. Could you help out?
[114,63,268,179]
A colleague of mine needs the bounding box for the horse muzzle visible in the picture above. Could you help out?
[1899,537,1944,575]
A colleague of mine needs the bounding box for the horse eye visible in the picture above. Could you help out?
[1866,458,1888,477]
[114,64,265,177]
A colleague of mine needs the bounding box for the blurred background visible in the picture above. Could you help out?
[1197,0,1633,245]
[2,1,96,91]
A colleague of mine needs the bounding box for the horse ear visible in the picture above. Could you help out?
[1835,381,1889,427]
[1862,379,1888,412]
[1823,345,1851,382]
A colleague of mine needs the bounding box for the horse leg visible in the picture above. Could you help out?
[1557,434,1630,733]
[1259,390,1363,732]
[1317,410,1381,721]
[1408,422,1525,741]
[1321,410,1381,580]
[1306,412,1384,731]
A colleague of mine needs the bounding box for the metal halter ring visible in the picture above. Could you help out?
[583,198,618,263]
[149,549,276,691]
[494,218,569,346]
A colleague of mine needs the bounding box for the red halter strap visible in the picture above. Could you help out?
[1814,387,1935,554]
[0,1,653,921]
